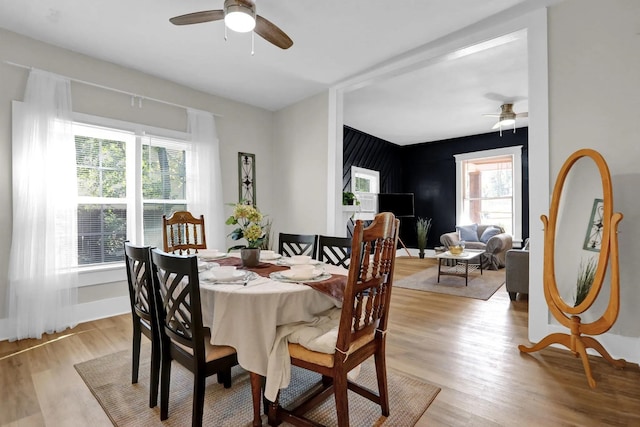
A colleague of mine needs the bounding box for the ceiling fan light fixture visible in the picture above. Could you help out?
[224,6,256,33]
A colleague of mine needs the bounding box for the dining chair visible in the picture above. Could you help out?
[278,233,318,258]
[317,235,352,268]
[265,212,400,427]
[124,241,160,409]
[150,249,238,427]
[162,210,207,255]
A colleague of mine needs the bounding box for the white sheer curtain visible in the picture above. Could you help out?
[8,69,78,340]
[186,108,226,250]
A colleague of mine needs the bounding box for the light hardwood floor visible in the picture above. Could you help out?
[1,256,639,426]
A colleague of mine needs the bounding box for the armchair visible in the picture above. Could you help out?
[440,224,512,270]
[505,240,530,300]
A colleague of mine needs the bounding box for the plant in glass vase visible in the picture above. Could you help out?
[226,202,267,266]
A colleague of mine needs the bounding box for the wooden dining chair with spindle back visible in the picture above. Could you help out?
[123,241,160,409]
[263,212,400,427]
[162,210,207,255]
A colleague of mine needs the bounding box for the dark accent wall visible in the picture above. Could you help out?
[343,126,402,193]
[343,126,529,249]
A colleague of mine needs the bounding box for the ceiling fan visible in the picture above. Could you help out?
[169,0,293,50]
[483,103,528,136]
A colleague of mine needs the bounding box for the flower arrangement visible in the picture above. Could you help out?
[226,202,267,249]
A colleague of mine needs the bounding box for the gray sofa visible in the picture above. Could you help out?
[440,224,513,270]
[505,240,529,300]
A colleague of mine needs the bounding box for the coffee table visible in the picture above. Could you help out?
[435,249,485,286]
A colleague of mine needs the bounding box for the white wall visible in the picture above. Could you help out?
[537,0,640,360]
[271,92,330,243]
[0,29,275,329]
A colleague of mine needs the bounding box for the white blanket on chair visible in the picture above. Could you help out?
[265,306,363,402]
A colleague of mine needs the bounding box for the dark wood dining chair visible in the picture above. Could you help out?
[264,212,400,427]
[124,241,160,409]
[317,235,352,268]
[162,210,207,255]
[150,249,238,427]
[278,233,317,258]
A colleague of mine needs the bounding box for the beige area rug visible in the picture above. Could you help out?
[394,264,506,300]
[75,345,440,427]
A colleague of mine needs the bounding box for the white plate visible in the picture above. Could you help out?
[277,257,324,266]
[261,253,282,260]
[197,250,228,260]
[269,271,332,283]
[280,269,323,280]
[198,261,219,272]
[201,269,245,282]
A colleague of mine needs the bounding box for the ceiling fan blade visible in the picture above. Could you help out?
[483,114,501,117]
[492,122,502,129]
[255,15,293,49]
[516,112,529,118]
[170,10,224,26]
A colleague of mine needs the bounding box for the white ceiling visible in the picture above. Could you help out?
[0,0,536,145]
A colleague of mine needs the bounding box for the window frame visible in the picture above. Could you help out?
[73,112,189,286]
[454,146,523,245]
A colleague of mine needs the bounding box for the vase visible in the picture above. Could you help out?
[240,248,261,267]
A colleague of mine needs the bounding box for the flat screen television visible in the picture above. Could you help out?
[377,193,415,217]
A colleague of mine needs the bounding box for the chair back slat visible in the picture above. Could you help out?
[278,233,318,258]
[317,235,352,268]
[124,242,156,326]
[162,211,207,255]
[336,212,399,354]
[151,249,206,356]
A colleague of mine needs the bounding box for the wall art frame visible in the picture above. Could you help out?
[583,198,604,252]
[238,152,256,206]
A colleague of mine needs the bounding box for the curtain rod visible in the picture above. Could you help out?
[3,60,223,118]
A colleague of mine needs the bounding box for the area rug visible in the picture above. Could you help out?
[394,264,506,300]
[74,345,440,426]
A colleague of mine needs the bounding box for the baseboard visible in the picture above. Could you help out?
[0,296,130,342]
[396,248,436,258]
[74,295,130,325]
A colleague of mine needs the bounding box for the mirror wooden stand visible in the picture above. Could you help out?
[518,149,626,388]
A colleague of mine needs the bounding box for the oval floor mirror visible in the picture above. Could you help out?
[518,148,625,388]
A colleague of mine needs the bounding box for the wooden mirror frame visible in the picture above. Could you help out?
[519,148,625,388]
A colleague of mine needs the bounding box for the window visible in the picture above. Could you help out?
[74,122,188,266]
[351,166,379,194]
[142,140,187,250]
[350,166,379,214]
[454,146,522,243]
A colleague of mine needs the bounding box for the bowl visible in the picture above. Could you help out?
[209,266,237,280]
[291,255,311,264]
[286,264,319,280]
[261,250,276,259]
[449,245,464,255]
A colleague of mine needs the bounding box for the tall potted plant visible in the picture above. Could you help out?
[416,217,432,259]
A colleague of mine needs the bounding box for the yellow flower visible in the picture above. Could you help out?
[233,204,253,219]
[244,223,263,242]
[226,202,268,249]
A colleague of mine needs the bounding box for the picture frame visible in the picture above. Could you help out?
[238,152,256,206]
[583,198,604,252]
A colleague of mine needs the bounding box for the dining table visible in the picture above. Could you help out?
[197,253,348,405]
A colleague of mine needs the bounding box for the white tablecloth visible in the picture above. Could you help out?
[199,261,346,401]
